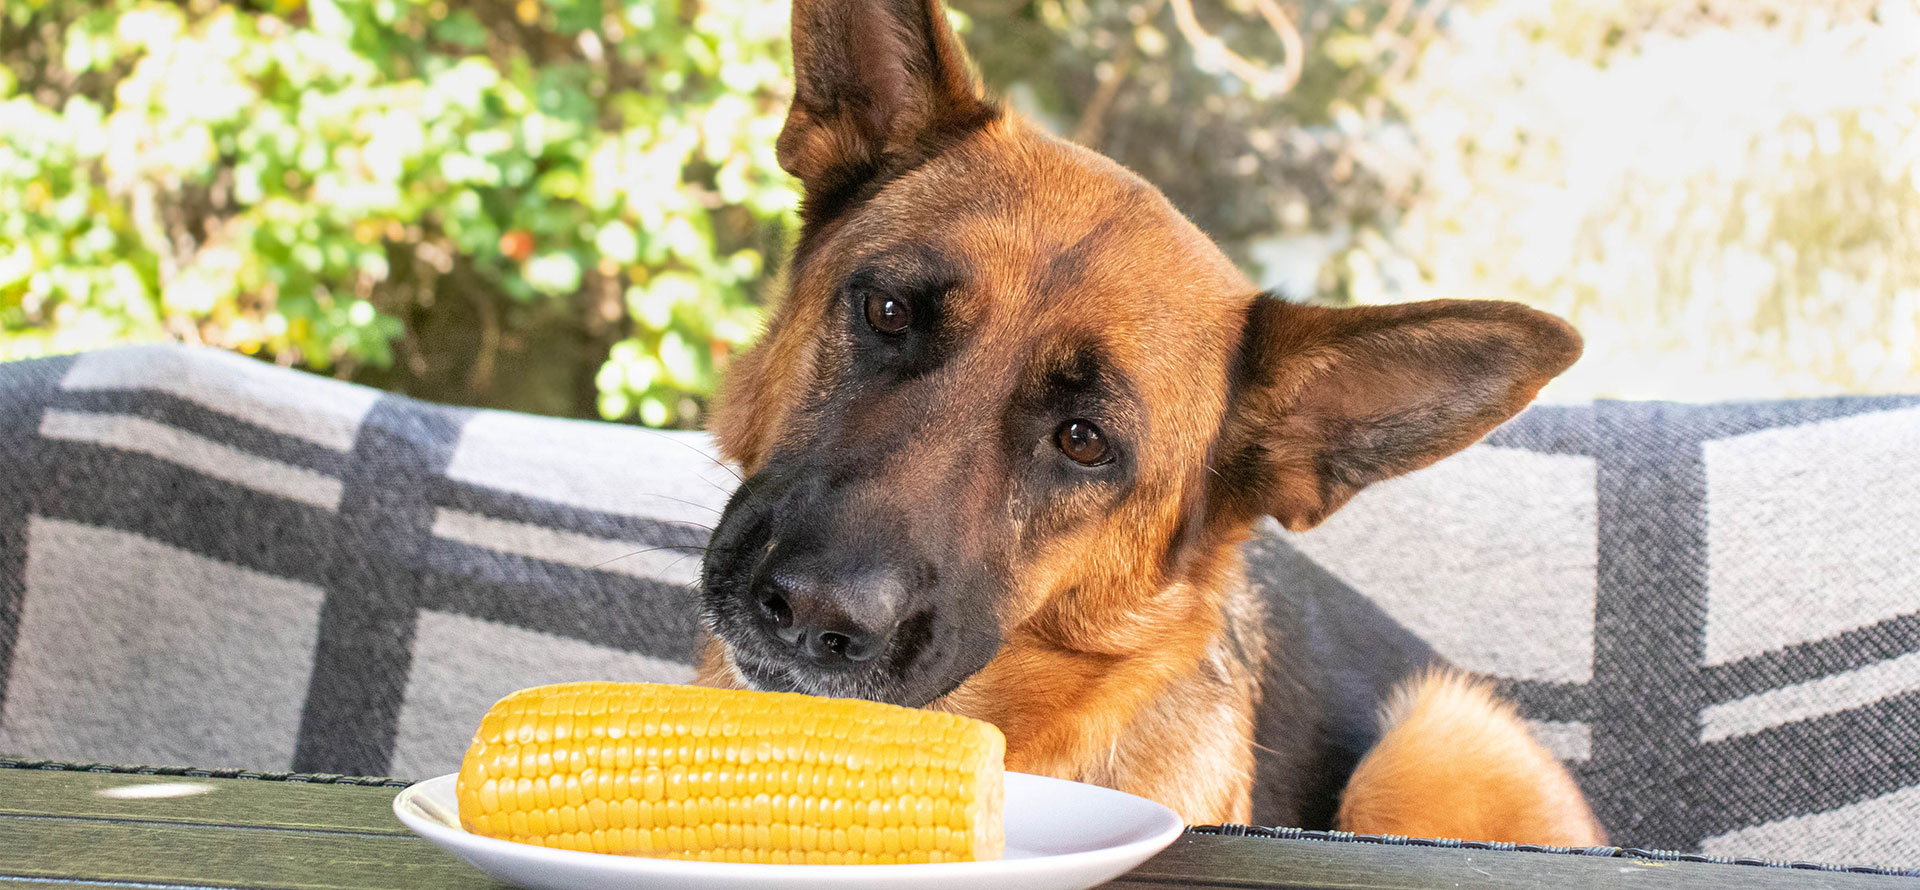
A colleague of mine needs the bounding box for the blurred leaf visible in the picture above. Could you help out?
[430,10,487,48]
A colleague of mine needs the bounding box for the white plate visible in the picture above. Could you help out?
[394,772,1183,890]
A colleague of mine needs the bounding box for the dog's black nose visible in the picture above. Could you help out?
[753,570,896,665]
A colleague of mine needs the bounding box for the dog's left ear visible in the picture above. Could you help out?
[778,0,991,203]
[1212,296,1582,532]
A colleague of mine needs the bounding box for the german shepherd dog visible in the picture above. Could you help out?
[695,0,1604,844]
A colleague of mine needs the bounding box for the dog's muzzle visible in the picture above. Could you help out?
[700,469,1003,707]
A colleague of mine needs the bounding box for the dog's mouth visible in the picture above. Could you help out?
[704,579,986,708]
[716,633,939,705]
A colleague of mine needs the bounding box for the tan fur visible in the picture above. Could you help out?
[1337,671,1606,845]
[699,0,1598,839]
[706,125,1261,824]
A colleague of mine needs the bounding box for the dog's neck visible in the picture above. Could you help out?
[928,529,1265,820]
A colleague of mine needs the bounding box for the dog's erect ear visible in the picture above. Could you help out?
[1212,297,1582,532]
[779,0,990,202]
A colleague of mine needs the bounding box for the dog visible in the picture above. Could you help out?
[692,0,1604,844]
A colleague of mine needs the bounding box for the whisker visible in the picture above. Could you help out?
[637,428,746,484]
[591,543,710,570]
[658,551,707,576]
[636,491,725,517]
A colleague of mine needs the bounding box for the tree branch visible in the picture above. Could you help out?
[1166,0,1304,96]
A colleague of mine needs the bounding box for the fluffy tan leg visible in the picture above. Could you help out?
[1336,669,1606,846]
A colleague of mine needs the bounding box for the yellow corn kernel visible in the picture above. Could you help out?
[456,681,1006,863]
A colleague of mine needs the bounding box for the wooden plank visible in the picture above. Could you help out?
[0,770,408,835]
[3,771,1910,889]
[8,817,1910,890]
[1109,835,1919,889]
[0,883,229,890]
[0,817,509,890]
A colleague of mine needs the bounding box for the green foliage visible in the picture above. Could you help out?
[1,0,795,425]
[7,0,1916,411]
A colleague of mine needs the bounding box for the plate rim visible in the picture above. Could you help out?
[393,771,1186,881]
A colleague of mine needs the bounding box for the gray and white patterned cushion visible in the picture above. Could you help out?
[0,346,720,777]
[2,345,1917,868]
[1244,397,1920,867]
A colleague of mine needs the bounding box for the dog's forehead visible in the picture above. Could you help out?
[877,126,1242,283]
[829,120,1251,378]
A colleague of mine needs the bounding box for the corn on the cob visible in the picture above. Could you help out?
[456,681,1006,864]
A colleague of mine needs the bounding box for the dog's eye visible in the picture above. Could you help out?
[1055,419,1111,466]
[865,291,912,334]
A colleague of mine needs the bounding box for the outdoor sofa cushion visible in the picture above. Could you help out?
[1,344,1917,867]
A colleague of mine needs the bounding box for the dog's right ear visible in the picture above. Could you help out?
[779,0,992,206]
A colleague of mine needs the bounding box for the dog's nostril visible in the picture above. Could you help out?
[804,627,882,664]
[756,589,793,630]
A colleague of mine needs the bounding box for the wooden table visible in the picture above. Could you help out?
[0,766,1911,889]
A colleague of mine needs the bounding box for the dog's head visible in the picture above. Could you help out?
[699,0,1580,706]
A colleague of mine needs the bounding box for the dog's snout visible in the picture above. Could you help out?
[753,569,901,665]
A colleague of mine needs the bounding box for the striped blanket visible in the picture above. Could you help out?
[2,344,1918,868]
